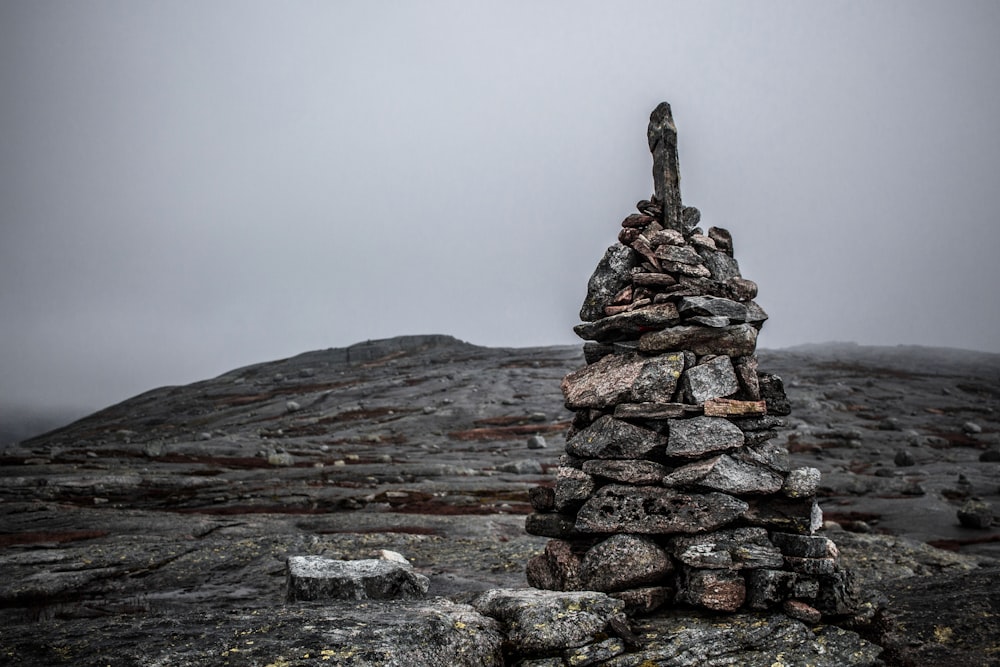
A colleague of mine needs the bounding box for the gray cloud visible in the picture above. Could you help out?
[2,1,998,410]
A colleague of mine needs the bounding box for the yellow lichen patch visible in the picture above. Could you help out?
[454,621,466,630]
[933,625,954,643]
[264,659,291,667]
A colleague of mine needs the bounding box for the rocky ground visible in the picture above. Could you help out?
[1,334,998,665]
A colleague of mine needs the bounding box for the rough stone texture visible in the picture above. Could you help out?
[561,352,684,409]
[746,569,800,610]
[957,498,994,528]
[609,586,674,616]
[682,355,740,403]
[614,402,691,420]
[678,296,750,324]
[639,323,758,357]
[286,555,429,601]
[744,497,823,534]
[525,512,583,540]
[668,527,783,570]
[648,102,683,230]
[573,303,680,341]
[677,567,746,611]
[471,588,626,655]
[580,534,673,592]
[662,454,784,495]
[581,458,668,485]
[580,244,639,322]
[575,485,748,534]
[563,637,627,666]
[553,466,597,512]
[782,466,821,498]
[529,485,555,511]
[525,539,582,591]
[665,415,745,458]
[566,415,667,460]
[624,611,881,667]
[771,532,839,559]
[757,372,791,415]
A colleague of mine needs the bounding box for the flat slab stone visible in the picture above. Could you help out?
[614,402,692,420]
[582,459,668,485]
[677,567,746,611]
[662,454,784,495]
[704,398,767,417]
[573,303,680,342]
[638,323,757,357]
[666,416,744,458]
[561,352,684,410]
[471,588,625,654]
[566,416,667,460]
[286,555,429,601]
[575,485,747,534]
[678,296,750,323]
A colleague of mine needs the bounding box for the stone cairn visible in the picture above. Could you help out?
[525,102,855,622]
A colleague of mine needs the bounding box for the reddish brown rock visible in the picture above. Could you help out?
[638,323,758,357]
[526,539,583,591]
[562,353,684,409]
[679,568,746,612]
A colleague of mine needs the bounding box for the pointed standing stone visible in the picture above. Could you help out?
[647,102,683,231]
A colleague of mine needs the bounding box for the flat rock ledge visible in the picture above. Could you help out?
[274,588,880,667]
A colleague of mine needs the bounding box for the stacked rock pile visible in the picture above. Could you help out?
[525,102,855,621]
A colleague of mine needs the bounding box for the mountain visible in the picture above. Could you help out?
[1,335,998,665]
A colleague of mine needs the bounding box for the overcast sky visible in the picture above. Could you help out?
[2,1,998,412]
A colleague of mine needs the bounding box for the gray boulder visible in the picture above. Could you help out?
[286,555,429,601]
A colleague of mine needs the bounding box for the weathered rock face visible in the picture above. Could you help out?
[286,554,429,601]
[526,101,853,620]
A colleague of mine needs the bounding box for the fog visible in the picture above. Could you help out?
[2,1,998,411]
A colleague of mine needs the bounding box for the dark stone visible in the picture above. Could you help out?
[665,416,744,458]
[580,534,673,592]
[678,296,750,323]
[553,467,596,512]
[529,485,555,511]
[677,567,746,611]
[639,324,758,357]
[746,569,798,610]
[647,102,683,231]
[758,372,792,416]
[980,448,1000,462]
[583,342,615,364]
[773,536,837,565]
[736,440,791,474]
[575,485,747,534]
[580,245,639,322]
[699,250,742,281]
[566,415,667,460]
[957,499,994,528]
[525,512,586,540]
[894,449,916,467]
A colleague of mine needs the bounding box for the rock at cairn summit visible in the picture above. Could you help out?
[526,101,854,619]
